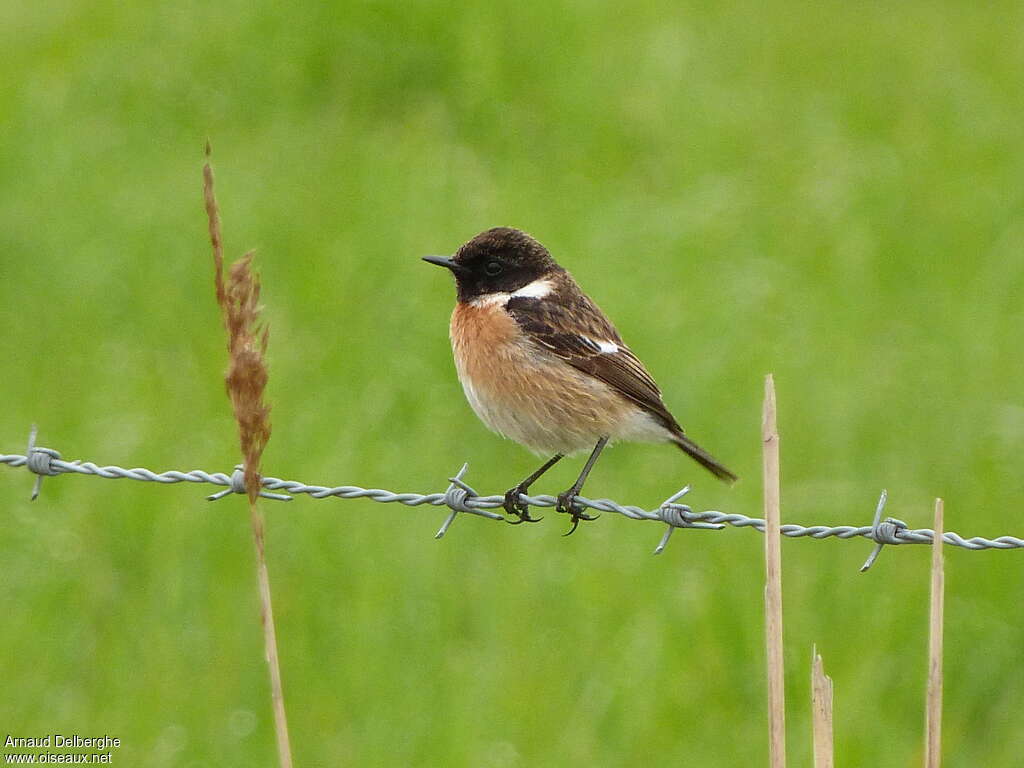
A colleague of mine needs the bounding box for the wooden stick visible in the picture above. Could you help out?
[811,646,834,768]
[925,498,944,768]
[763,374,786,768]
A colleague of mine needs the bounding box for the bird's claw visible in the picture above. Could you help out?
[556,490,598,536]
[503,488,543,525]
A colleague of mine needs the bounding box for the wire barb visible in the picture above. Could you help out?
[860,490,910,572]
[207,465,294,502]
[437,463,476,538]
[3,435,1023,556]
[25,425,62,501]
[653,486,726,555]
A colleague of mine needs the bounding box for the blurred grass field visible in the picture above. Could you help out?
[2,1,1023,765]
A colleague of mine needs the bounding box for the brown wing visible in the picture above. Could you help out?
[506,290,679,431]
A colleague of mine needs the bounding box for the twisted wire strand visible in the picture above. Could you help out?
[3,450,1022,556]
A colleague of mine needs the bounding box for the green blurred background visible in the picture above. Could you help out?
[2,1,1022,765]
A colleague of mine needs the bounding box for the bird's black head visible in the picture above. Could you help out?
[423,227,561,303]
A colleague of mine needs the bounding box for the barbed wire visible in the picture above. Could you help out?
[3,429,1023,566]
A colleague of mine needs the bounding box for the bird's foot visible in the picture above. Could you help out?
[556,488,598,536]
[503,486,543,525]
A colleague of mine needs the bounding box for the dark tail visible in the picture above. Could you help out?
[671,431,738,484]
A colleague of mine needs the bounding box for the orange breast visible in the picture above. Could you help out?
[450,301,522,388]
[450,301,518,348]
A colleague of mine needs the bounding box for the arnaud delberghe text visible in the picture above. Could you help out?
[5,735,121,749]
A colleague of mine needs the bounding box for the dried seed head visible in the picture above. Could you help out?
[203,157,272,503]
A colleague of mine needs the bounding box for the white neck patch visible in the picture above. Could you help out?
[511,278,554,299]
[469,278,554,308]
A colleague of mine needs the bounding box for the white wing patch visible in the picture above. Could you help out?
[579,335,619,355]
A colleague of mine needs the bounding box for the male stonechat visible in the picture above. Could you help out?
[424,227,737,534]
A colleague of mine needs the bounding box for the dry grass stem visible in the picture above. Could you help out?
[202,147,293,768]
[811,646,834,768]
[925,498,944,768]
[763,374,786,768]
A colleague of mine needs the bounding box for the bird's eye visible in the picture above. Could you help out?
[484,260,503,276]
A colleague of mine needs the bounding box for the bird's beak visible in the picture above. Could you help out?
[422,255,469,277]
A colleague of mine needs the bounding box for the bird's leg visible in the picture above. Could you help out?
[504,453,563,524]
[557,436,609,536]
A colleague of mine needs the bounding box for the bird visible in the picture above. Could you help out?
[423,227,736,534]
